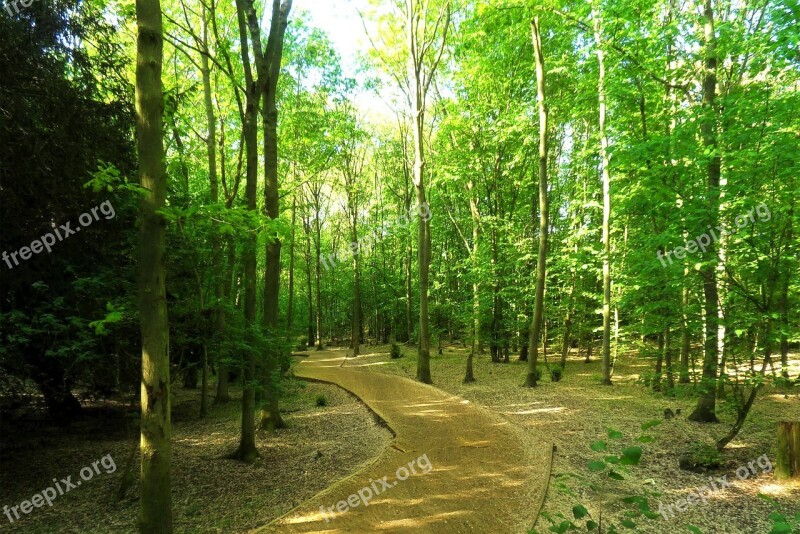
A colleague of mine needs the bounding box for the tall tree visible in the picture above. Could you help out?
[594,6,613,386]
[135,0,172,528]
[526,16,549,388]
[255,0,293,431]
[405,0,452,383]
[232,0,261,462]
[688,0,721,423]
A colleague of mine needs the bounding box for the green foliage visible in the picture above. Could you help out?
[757,494,800,534]
[544,421,663,533]
[679,442,722,472]
[549,366,563,383]
[390,343,403,359]
[315,394,328,407]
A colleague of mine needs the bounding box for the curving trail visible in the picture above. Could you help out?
[259,349,552,533]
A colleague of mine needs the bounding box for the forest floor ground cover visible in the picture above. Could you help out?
[0,377,391,533]
[1,344,797,534]
[344,343,800,534]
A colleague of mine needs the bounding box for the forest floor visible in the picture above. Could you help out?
[1,344,798,533]
[0,376,392,533]
[345,343,800,534]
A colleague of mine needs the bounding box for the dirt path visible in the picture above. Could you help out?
[260,349,552,533]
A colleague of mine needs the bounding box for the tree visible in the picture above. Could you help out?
[135,0,172,527]
[405,0,452,383]
[525,16,549,388]
[688,0,721,423]
[594,6,613,387]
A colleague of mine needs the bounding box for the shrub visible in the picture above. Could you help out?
[390,343,403,359]
[315,394,328,407]
[679,442,722,472]
[550,366,563,382]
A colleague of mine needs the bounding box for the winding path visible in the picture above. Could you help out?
[259,349,552,533]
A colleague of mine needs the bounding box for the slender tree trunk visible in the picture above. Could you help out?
[680,284,691,383]
[232,0,260,462]
[409,21,432,384]
[216,236,235,403]
[526,18,549,388]
[654,332,664,392]
[135,0,172,527]
[200,9,220,416]
[287,195,296,340]
[258,0,292,432]
[595,10,613,386]
[689,0,721,423]
[465,180,479,382]
[404,243,412,343]
[314,212,323,350]
[304,217,314,346]
[665,322,675,391]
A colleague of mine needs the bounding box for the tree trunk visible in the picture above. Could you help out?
[314,209,324,350]
[135,0,173,526]
[303,215,314,346]
[665,322,675,391]
[258,0,292,432]
[200,9,217,418]
[526,17,549,388]
[286,195,296,340]
[594,10,613,386]
[776,422,800,480]
[232,0,261,462]
[465,180,479,383]
[680,284,691,383]
[689,0,721,423]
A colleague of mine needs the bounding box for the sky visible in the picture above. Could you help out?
[291,0,397,121]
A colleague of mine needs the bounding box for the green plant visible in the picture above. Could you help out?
[758,494,800,534]
[542,420,663,533]
[679,442,722,472]
[315,394,328,407]
[390,343,403,359]
[549,366,563,383]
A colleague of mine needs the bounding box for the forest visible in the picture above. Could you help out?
[0,0,798,532]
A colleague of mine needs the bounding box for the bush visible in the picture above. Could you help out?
[315,394,328,407]
[390,343,403,359]
[679,442,722,472]
[549,366,563,382]
[295,337,308,351]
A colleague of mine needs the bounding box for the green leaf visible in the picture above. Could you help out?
[605,455,620,464]
[590,441,607,452]
[588,460,606,472]
[641,420,662,431]
[637,435,655,443]
[769,524,792,534]
[619,447,643,466]
[572,504,589,520]
[548,520,573,534]
[586,520,598,531]
[608,428,623,439]
[686,526,704,534]
[608,470,625,480]
[621,519,636,528]
[768,512,787,523]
